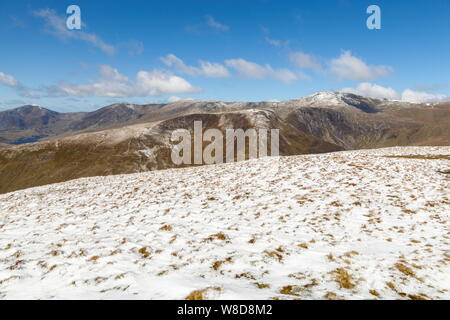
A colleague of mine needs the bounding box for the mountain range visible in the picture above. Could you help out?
[0,92,449,194]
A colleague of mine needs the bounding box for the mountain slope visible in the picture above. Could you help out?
[0,92,448,194]
[0,110,341,194]
[0,147,448,299]
[0,105,83,144]
[0,103,164,144]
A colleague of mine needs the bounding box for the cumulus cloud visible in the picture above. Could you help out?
[161,54,230,78]
[49,65,201,98]
[225,58,302,84]
[342,82,449,103]
[34,8,116,55]
[342,82,400,100]
[167,96,196,103]
[0,71,40,98]
[225,59,267,79]
[198,61,230,78]
[401,89,447,103]
[289,51,323,73]
[137,70,201,96]
[330,51,392,81]
[205,15,229,31]
[0,72,19,87]
[167,96,182,103]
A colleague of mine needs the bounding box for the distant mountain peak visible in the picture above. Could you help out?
[12,104,58,115]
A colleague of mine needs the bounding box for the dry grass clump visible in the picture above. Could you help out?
[204,232,228,242]
[185,287,221,300]
[235,273,256,280]
[324,292,343,300]
[185,289,206,300]
[138,247,151,258]
[395,263,415,277]
[255,283,271,289]
[279,285,302,296]
[369,289,380,297]
[330,201,343,207]
[333,268,355,289]
[408,294,428,300]
[264,250,283,262]
[160,224,172,231]
[211,257,232,270]
[212,260,224,271]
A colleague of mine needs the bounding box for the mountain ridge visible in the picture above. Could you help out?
[0,92,448,194]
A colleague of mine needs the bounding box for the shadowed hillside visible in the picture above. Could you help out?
[0,93,448,194]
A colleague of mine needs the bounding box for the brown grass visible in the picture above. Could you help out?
[138,247,151,258]
[160,225,172,231]
[324,292,343,300]
[204,232,228,242]
[395,263,416,277]
[279,285,301,296]
[185,289,206,300]
[255,283,271,289]
[265,250,283,262]
[408,294,428,300]
[369,289,380,297]
[185,287,221,300]
[334,268,355,289]
[212,257,232,270]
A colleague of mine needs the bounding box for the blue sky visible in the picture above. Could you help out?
[0,0,449,111]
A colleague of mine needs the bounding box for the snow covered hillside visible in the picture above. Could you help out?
[0,147,449,300]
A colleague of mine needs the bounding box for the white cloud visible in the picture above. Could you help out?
[161,54,230,78]
[167,96,196,103]
[330,51,392,81]
[342,82,449,103]
[265,37,282,47]
[342,82,400,100]
[0,72,19,87]
[0,71,40,98]
[99,65,128,82]
[137,70,201,96]
[34,8,116,55]
[290,51,323,73]
[225,58,301,84]
[50,65,201,98]
[401,89,447,103]
[198,61,230,78]
[205,15,229,31]
[167,96,182,103]
[266,66,302,83]
[161,54,198,76]
[225,59,267,79]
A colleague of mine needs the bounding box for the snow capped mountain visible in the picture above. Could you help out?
[300,92,354,105]
[0,146,448,299]
[0,93,448,194]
